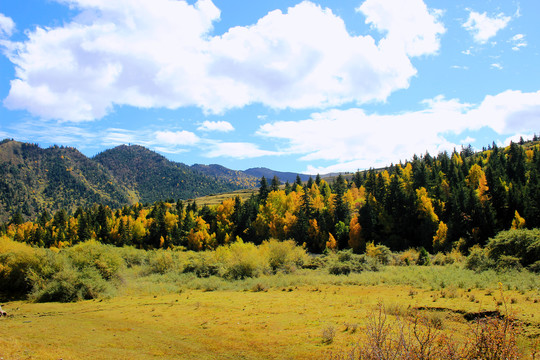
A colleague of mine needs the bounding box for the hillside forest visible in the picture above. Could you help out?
[2,139,539,256]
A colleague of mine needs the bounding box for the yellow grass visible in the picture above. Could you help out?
[1,283,538,360]
[191,189,256,207]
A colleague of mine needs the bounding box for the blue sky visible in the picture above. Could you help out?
[0,0,538,174]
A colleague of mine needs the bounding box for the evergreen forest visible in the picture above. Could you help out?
[3,138,539,256]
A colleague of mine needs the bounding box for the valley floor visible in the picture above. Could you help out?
[1,281,539,359]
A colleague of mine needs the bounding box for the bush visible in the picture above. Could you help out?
[183,252,220,278]
[327,250,381,275]
[66,241,125,280]
[260,239,308,273]
[0,237,47,296]
[30,265,114,302]
[398,249,419,266]
[331,302,522,360]
[117,246,148,268]
[328,263,351,275]
[416,247,431,266]
[146,250,183,275]
[495,255,523,271]
[487,228,540,268]
[216,240,267,280]
[465,245,493,271]
[528,260,540,273]
[365,243,392,265]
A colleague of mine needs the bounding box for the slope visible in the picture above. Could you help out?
[93,145,245,204]
[0,140,136,222]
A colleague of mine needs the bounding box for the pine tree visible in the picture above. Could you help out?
[258,176,269,203]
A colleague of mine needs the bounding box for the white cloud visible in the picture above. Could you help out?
[154,130,200,146]
[460,136,476,144]
[357,0,445,57]
[204,142,282,159]
[197,120,234,132]
[0,13,15,38]
[491,63,503,70]
[258,90,540,173]
[510,33,527,51]
[463,10,511,44]
[3,0,445,121]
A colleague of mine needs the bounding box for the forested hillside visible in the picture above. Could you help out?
[93,145,245,203]
[190,163,259,188]
[0,140,255,222]
[0,140,136,222]
[3,138,539,255]
[244,167,312,184]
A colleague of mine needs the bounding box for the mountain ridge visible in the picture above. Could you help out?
[0,140,311,222]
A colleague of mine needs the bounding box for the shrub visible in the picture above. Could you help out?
[528,260,540,273]
[260,239,308,273]
[327,250,381,275]
[117,246,148,267]
[183,252,220,278]
[328,263,351,275]
[331,302,522,360]
[0,237,46,296]
[30,264,114,302]
[416,247,431,266]
[495,255,523,271]
[66,241,125,280]
[365,243,392,265]
[465,245,493,271]
[146,250,183,275]
[216,240,267,280]
[487,228,540,268]
[398,249,419,266]
[321,325,336,344]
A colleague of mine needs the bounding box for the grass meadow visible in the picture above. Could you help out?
[1,265,539,359]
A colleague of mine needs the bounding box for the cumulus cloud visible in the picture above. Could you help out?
[3,0,445,121]
[258,90,540,173]
[0,13,15,38]
[462,10,511,44]
[197,120,234,132]
[357,0,445,57]
[204,142,282,159]
[154,130,200,146]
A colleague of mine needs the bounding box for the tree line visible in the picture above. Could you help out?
[2,139,539,254]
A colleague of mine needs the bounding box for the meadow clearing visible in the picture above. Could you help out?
[1,265,539,360]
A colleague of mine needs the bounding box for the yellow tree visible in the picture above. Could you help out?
[187,216,216,250]
[216,198,235,245]
[432,221,448,252]
[511,210,526,229]
[326,233,337,251]
[348,216,365,253]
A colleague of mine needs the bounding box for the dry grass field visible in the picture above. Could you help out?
[191,189,256,207]
[1,280,539,360]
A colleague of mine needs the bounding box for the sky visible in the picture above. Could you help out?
[0,0,539,174]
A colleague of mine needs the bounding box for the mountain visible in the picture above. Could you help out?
[0,140,314,223]
[93,145,246,204]
[191,164,259,188]
[0,140,135,222]
[244,167,312,184]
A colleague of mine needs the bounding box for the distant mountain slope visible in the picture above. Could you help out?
[191,164,259,188]
[0,140,135,222]
[244,167,312,184]
[93,145,245,204]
